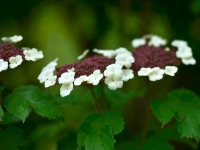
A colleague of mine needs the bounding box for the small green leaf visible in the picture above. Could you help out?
[151,89,200,141]
[0,126,26,150]
[0,106,4,121]
[4,85,62,122]
[77,111,124,150]
[104,86,146,105]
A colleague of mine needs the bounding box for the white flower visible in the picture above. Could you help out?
[1,35,23,43]
[182,57,196,65]
[115,47,132,55]
[121,69,134,81]
[38,69,54,83]
[148,67,164,81]
[60,83,73,97]
[58,71,75,85]
[77,49,89,60]
[74,75,88,86]
[149,35,167,47]
[9,55,23,69]
[104,64,122,80]
[115,53,135,68]
[0,59,8,72]
[104,78,123,90]
[176,46,192,59]
[87,70,103,85]
[171,40,188,48]
[23,48,44,61]
[93,49,116,58]
[164,66,178,76]
[138,68,153,76]
[131,38,146,48]
[42,58,58,72]
[45,75,57,88]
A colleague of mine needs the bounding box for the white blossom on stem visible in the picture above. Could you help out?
[164,66,178,76]
[60,83,73,97]
[74,75,88,86]
[0,59,8,72]
[121,69,134,81]
[45,75,57,88]
[115,53,135,68]
[9,55,23,69]
[58,71,75,85]
[138,68,153,76]
[131,38,146,48]
[176,46,192,59]
[149,35,167,47]
[87,70,103,85]
[148,67,164,81]
[182,57,196,65]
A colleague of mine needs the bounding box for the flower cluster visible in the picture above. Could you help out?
[0,35,44,72]
[38,34,196,97]
[131,35,196,81]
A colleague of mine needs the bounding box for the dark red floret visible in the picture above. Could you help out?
[132,45,181,72]
[0,43,25,61]
[56,56,115,78]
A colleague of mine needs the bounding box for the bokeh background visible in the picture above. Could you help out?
[1,0,200,149]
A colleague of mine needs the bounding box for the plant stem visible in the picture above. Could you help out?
[90,87,102,114]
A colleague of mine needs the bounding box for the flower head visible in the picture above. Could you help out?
[23,48,44,61]
[115,53,135,68]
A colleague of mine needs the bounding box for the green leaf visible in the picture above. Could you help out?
[4,85,62,122]
[0,126,26,150]
[150,89,200,141]
[0,106,4,121]
[104,86,146,105]
[77,111,124,150]
[85,125,115,150]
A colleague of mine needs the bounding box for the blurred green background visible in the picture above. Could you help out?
[1,0,200,149]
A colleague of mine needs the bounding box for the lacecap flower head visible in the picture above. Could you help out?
[0,35,44,72]
[131,34,196,81]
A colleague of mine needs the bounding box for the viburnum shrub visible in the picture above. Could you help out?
[0,34,198,150]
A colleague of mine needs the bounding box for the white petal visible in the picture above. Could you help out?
[104,78,123,90]
[38,69,54,83]
[176,46,192,59]
[45,75,57,88]
[1,35,23,43]
[60,83,73,97]
[0,59,8,72]
[77,49,89,60]
[149,35,166,47]
[58,72,75,84]
[138,68,153,76]
[9,55,23,69]
[121,69,134,81]
[87,70,103,85]
[74,75,88,86]
[131,38,146,48]
[148,67,164,81]
[93,49,116,58]
[171,40,188,48]
[182,57,196,65]
[164,66,178,76]
[115,47,132,55]
[115,53,135,68]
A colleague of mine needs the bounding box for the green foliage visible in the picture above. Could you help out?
[0,106,4,121]
[0,126,26,150]
[104,86,146,105]
[4,85,62,122]
[117,138,174,150]
[77,111,124,150]
[151,89,200,141]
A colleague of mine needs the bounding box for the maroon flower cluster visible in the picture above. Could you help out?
[0,43,25,61]
[132,44,181,72]
[57,56,115,78]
